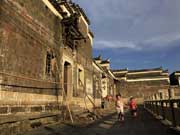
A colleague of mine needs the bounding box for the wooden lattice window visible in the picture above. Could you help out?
[46,51,54,76]
[78,69,82,85]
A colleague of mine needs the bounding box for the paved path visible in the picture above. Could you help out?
[25,107,177,135]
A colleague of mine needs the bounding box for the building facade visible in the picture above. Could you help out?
[0,0,65,114]
[92,61,103,106]
[112,67,170,103]
[1,1,175,134]
[0,0,96,116]
[59,0,94,108]
[2,0,174,134]
[93,56,117,99]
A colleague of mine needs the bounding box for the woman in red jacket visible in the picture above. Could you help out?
[129,97,137,118]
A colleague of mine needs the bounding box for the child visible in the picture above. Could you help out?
[129,97,137,118]
[115,94,124,122]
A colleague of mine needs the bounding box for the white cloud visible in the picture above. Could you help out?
[74,0,180,72]
[95,40,140,50]
[74,0,180,52]
[94,33,180,51]
[143,33,180,46]
[74,0,180,43]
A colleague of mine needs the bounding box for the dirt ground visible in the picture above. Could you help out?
[23,108,177,135]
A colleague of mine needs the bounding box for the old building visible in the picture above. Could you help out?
[0,0,175,134]
[170,71,180,98]
[170,71,180,86]
[94,56,117,99]
[112,67,170,102]
[92,61,103,106]
[57,0,94,109]
[0,0,64,115]
[0,0,96,118]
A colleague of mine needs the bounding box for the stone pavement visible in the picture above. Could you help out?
[24,107,177,135]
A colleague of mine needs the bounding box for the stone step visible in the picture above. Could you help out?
[70,105,86,115]
[0,112,61,135]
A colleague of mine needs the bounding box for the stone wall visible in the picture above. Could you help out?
[0,0,97,134]
[171,86,180,98]
[0,0,63,115]
[93,70,102,99]
[116,80,169,103]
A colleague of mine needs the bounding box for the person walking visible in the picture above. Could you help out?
[115,94,125,122]
[129,97,137,118]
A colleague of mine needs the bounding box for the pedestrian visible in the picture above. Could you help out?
[101,97,105,109]
[129,97,137,118]
[115,94,125,122]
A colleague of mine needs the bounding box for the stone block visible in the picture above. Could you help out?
[0,107,8,114]
[11,106,26,113]
[31,106,42,112]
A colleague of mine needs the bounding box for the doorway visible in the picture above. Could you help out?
[64,61,72,99]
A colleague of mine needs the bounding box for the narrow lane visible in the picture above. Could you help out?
[25,107,176,135]
[107,108,176,135]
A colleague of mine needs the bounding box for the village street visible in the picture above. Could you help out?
[24,107,176,135]
[0,0,180,135]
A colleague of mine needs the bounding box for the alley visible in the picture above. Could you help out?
[24,107,176,135]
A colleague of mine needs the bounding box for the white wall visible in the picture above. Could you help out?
[101,78,108,98]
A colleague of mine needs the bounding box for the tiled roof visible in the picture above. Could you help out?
[170,71,180,76]
[113,67,169,81]
[114,73,126,78]
[88,29,94,38]
[112,68,128,72]
[59,0,90,25]
[175,71,180,73]
[162,70,169,73]
[71,3,90,25]
[128,67,162,73]
[101,59,110,64]
[94,55,102,60]
[93,60,104,72]
[127,75,168,80]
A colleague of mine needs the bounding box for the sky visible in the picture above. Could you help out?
[73,0,180,73]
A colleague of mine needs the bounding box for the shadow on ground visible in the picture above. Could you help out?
[24,106,177,135]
